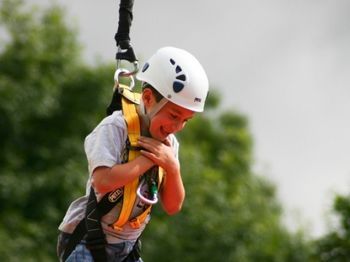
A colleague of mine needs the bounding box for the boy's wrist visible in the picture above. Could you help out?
[167,159,180,175]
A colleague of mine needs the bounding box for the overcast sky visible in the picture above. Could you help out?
[27,0,350,237]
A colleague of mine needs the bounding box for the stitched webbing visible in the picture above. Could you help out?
[112,93,141,229]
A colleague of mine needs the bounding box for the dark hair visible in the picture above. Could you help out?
[142,82,163,102]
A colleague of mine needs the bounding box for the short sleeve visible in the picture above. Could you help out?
[84,111,128,175]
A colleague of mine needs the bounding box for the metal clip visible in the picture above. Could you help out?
[114,68,136,91]
[136,180,158,205]
[116,59,139,76]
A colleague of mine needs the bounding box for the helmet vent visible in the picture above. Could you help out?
[175,65,182,73]
[173,81,184,93]
[141,62,149,72]
[176,74,186,81]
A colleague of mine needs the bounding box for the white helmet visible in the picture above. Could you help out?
[137,47,209,112]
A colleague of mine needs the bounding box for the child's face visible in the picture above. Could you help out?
[149,101,195,141]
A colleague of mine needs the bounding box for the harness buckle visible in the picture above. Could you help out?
[111,224,123,231]
[129,217,142,229]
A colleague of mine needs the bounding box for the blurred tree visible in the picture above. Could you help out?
[310,194,350,261]
[0,0,113,260]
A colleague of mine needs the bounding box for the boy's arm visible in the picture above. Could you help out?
[92,155,154,194]
[159,162,185,215]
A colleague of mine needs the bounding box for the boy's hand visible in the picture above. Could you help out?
[137,136,179,172]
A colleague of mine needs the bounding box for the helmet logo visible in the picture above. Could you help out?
[170,58,186,93]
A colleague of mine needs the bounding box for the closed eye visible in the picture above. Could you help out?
[170,113,179,120]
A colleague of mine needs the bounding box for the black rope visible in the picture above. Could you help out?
[114,0,137,62]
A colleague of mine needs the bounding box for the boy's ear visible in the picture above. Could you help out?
[142,88,156,108]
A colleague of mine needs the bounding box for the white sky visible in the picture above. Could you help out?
[26,0,350,238]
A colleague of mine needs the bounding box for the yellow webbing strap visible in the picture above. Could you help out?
[112,89,140,230]
[111,85,164,230]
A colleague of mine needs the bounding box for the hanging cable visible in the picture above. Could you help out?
[114,0,138,75]
[107,0,138,115]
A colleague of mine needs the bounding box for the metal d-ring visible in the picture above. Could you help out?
[114,67,136,91]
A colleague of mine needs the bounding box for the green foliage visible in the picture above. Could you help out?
[310,195,350,261]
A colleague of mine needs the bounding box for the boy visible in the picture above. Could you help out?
[57,46,209,261]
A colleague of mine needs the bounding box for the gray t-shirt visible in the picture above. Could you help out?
[58,111,179,243]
